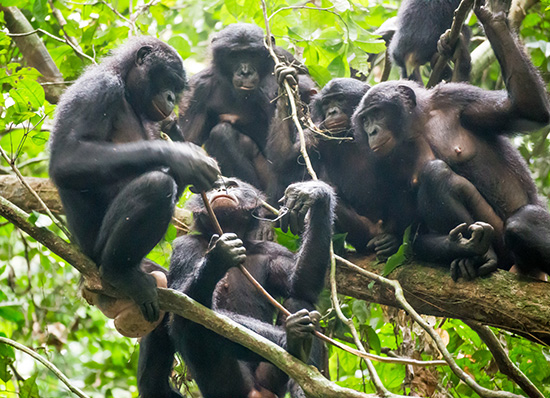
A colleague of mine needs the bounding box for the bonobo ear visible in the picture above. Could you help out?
[136,46,153,66]
[397,85,417,109]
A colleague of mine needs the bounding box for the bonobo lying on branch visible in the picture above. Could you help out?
[352,0,550,280]
[49,37,220,327]
[138,178,336,398]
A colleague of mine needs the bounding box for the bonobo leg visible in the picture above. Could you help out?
[94,171,178,322]
[505,204,550,275]
[205,123,266,189]
[138,317,183,398]
[416,160,502,280]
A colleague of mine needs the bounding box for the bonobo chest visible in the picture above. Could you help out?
[110,99,149,143]
[213,252,273,322]
[210,87,269,129]
[425,109,477,165]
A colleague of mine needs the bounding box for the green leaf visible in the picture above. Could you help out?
[274,228,300,252]
[365,324,381,354]
[0,357,13,383]
[32,0,48,22]
[382,226,413,276]
[20,373,41,398]
[0,306,25,323]
[351,299,368,323]
[168,35,192,59]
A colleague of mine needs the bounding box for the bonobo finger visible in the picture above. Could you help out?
[449,223,467,241]
[289,209,300,235]
[477,260,498,277]
[140,301,159,323]
[280,212,289,233]
[310,310,321,325]
[450,260,460,282]
[464,260,478,280]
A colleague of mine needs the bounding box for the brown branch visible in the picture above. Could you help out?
[426,0,474,87]
[463,320,544,398]
[0,193,379,398]
[1,6,65,103]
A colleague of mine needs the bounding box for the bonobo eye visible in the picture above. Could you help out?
[225,180,239,189]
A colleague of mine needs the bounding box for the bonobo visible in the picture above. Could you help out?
[267,78,397,256]
[353,1,550,280]
[138,178,335,398]
[179,23,313,191]
[49,37,220,324]
[389,0,471,82]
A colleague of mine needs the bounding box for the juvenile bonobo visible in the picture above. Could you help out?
[179,23,313,191]
[389,0,471,83]
[49,37,220,324]
[353,1,550,280]
[138,178,335,398]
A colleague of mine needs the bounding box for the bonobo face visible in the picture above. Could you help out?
[321,94,349,133]
[229,52,265,93]
[208,179,241,210]
[127,44,186,122]
[360,106,396,157]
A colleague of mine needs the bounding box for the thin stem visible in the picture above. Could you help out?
[0,337,91,398]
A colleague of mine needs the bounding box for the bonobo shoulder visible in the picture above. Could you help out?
[57,71,123,115]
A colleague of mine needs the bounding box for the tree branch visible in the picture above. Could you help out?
[0,337,91,398]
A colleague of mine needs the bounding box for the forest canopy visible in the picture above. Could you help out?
[1,0,550,397]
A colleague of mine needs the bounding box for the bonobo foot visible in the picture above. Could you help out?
[367,232,401,260]
[448,221,497,281]
[99,266,160,323]
[450,248,498,281]
[285,309,321,363]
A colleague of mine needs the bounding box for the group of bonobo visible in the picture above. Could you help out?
[47,0,550,396]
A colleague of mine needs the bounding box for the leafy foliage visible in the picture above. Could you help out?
[1,0,550,397]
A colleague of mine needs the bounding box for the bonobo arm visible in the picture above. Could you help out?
[169,234,245,308]
[178,72,217,145]
[459,3,550,132]
[280,181,336,303]
[138,318,183,398]
[50,74,219,191]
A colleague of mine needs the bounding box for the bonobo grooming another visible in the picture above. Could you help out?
[49,37,220,325]
[138,178,335,398]
[389,0,471,83]
[353,1,550,280]
[179,23,313,191]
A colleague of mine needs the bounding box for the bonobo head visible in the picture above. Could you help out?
[105,37,186,122]
[311,78,370,135]
[352,80,422,157]
[211,23,272,94]
[186,177,265,236]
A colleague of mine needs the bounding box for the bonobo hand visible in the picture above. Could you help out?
[167,142,220,191]
[449,222,494,256]
[285,309,320,363]
[448,221,497,281]
[474,0,507,26]
[206,233,246,270]
[275,63,298,87]
[437,29,457,59]
[367,233,401,260]
[279,181,335,235]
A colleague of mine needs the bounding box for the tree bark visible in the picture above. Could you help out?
[1,176,550,345]
[336,255,550,346]
[2,6,66,103]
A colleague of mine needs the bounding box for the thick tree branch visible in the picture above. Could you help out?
[2,176,550,344]
[0,193,378,398]
[336,255,550,346]
[1,6,66,103]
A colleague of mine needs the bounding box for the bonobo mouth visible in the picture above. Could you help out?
[152,101,170,120]
[210,193,239,208]
[237,85,256,91]
[324,119,349,133]
[370,135,391,153]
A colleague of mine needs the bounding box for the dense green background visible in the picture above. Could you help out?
[1,0,550,396]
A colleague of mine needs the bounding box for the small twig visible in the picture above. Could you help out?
[0,145,71,239]
[426,0,474,87]
[464,320,544,398]
[0,337,91,398]
[48,0,85,58]
[336,256,524,398]
[7,29,96,64]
